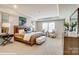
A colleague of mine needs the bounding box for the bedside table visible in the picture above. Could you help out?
[0,33,14,46]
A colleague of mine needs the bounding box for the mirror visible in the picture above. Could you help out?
[70,9,78,32]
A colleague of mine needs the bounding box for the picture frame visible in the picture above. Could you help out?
[19,16,26,27]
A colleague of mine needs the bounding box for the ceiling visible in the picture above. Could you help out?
[59,4,79,18]
[0,4,78,20]
[0,4,59,19]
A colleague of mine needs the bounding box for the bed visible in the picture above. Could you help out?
[14,26,46,46]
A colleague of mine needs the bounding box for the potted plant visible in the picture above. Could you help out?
[64,21,70,37]
[70,21,77,31]
[64,21,69,31]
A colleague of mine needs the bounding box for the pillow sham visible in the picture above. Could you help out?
[19,29,24,34]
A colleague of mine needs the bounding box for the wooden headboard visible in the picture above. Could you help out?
[14,25,19,34]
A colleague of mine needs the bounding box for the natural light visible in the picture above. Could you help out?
[42,22,55,32]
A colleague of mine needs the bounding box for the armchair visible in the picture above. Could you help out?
[48,31,56,38]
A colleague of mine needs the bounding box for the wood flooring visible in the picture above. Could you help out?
[64,37,79,55]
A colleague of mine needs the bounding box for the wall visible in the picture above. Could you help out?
[59,4,78,18]
[35,21,42,31]
[0,12,1,33]
[35,18,64,54]
[36,18,64,39]
[0,12,20,34]
[0,7,35,34]
[59,4,79,37]
[0,6,35,43]
[55,20,64,39]
[9,15,19,34]
[9,15,35,34]
[26,16,35,26]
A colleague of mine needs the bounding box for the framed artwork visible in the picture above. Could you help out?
[19,16,26,27]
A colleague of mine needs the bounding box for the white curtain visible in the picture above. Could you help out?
[42,22,55,32]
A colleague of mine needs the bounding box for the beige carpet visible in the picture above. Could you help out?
[0,37,63,55]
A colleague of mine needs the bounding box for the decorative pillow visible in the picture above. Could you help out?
[19,29,24,34]
[36,36,46,44]
[24,27,32,33]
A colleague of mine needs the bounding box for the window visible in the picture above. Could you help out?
[2,13,9,23]
[42,22,55,32]
[49,22,55,32]
[42,22,48,32]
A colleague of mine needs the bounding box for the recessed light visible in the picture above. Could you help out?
[13,5,17,8]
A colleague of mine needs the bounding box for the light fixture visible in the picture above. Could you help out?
[13,5,17,8]
[2,23,10,33]
[2,23,10,27]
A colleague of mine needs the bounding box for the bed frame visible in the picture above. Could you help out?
[14,25,45,46]
[14,26,19,34]
[14,25,34,46]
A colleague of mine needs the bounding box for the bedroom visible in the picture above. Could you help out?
[0,4,64,55]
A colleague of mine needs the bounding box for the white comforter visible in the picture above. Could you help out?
[36,36,46,44]
[23,32,42,41]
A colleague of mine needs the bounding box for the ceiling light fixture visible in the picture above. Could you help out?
[13,5,17,8]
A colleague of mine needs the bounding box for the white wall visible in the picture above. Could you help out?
[0,12,1,33]
[9,15,35,34]
[9,15,19,34]
[0,12,19,34]
[35,19,64,54]
[59,4,79,23]
[59,4,78,18]
[59,4,79,37]
[26,16,35,26]
[0,6,35,34]
[36,19,64,39]
[36,21,42,31]
[55,20,64,39]
[55,20,64,54]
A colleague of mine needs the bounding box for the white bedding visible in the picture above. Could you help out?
[23,32,42,41]
[36,36,46,44]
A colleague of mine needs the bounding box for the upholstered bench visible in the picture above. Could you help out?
[36,36,46,45]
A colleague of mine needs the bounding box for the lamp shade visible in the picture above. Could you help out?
[2,23,10,27]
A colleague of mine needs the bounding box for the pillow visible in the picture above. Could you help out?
[19,29,24,34]
[24,27,32,33]
[36,36,46,44]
